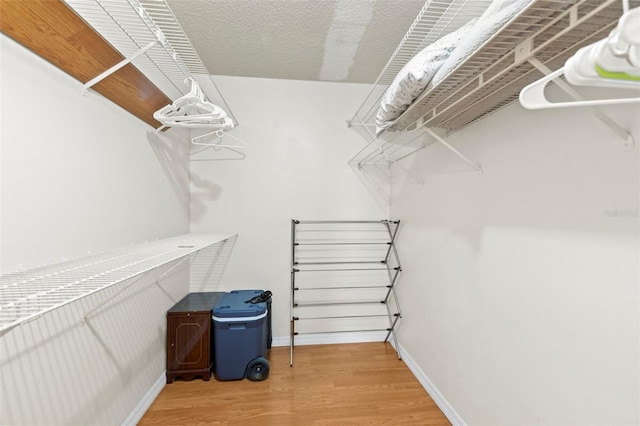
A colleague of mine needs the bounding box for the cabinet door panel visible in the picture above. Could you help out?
[167,314,210,371]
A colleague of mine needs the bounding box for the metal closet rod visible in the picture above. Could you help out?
[293,267,391,272]
[294,242,391,246]
[293,328,392,336]
[293,220,399,224]
[294,300,385,307]
[294,260,385,265]
[294,285,389,290]
[294,314,389,321]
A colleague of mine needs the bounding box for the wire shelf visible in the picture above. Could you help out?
[0,233,235,336]
[63,0,237,124]
[349,0,492,137]
[349,0,635,166]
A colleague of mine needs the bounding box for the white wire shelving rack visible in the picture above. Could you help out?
[348,0,636,169]
[347,0,491,143]
[0,233,236,337]
[63,0,237,125]
[289,220,402,366]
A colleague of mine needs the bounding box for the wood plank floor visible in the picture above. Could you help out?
[140,342,450,425]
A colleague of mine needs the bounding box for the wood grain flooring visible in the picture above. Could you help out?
[140,342,450,425]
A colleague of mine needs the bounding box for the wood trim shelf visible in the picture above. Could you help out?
[0,0,171,128]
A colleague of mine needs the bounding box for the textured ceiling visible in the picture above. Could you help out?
[165,0,426,83]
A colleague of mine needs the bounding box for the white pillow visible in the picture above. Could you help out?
[375,18,478,135]
[482,0,529,16]
[430,0,534,88]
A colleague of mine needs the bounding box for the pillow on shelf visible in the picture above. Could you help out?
[375,18,478,136]
[482,0,530,16]
[429,0,534,88]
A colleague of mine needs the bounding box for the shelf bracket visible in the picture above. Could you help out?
[422,127,482,174]
[83,35,163,92]
[525,57,635,151]
[82,253,195,323]
[375,146,425,184]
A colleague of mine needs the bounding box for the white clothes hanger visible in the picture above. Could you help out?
[564,39,639,89]
[598,6,640,83]
[608,1,639,58]
[155,98,226,121]
[191,129,247,149]
[519,4,640,110]
[190,130,247,162]
[519,66,640,110]
[593,8,640,83]
[153,78,247,155]
[190,144,247,161]
[153,78,235,130]
[159,114,234,129]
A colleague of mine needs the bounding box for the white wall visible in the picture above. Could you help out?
[190,75,387,340]
[0,38,190,273]
[0,35,191,424]
[391,92,640,425]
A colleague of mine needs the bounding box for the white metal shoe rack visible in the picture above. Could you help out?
[289,220,402,366]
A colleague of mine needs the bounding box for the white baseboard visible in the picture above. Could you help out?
[271,330,388,347]
[122,372,165,426]
[276,333,464,425]
[392,342,466,426]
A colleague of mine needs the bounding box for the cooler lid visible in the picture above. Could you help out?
[213,290,267,318]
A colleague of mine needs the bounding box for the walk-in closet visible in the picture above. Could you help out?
[1,0,638,424]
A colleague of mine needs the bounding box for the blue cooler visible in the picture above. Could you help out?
[212,290,270,381]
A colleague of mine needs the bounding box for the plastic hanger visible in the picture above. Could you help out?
[563,40,639,89]
[192,129,248,149]
[519,67,640,110]
[520,2,640,110]
[159,114,234,129]
[606,2,639,67]
[155,98,226,122]
[190,141,247,161]
[153,78,235,130]
[593,11,640,83]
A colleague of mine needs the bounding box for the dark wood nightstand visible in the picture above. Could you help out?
[166,292,224,383]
